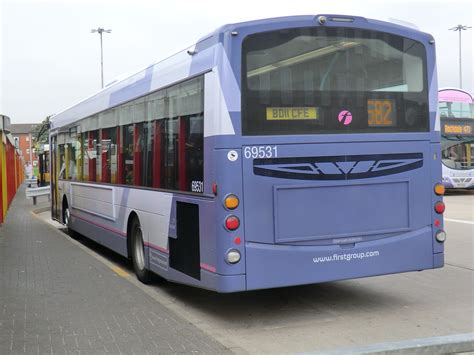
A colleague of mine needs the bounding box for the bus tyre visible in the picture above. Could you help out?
[63,203,78,239]
[130,218,153,284]
[64,205,70,227]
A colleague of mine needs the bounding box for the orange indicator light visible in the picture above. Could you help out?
[434,183,445,196]
[224,195,239,210]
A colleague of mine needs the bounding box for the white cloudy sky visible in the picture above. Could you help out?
[0,0,473,123]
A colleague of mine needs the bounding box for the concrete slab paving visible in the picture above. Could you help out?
[0,185,231,355]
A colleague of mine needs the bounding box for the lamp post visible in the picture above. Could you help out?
[449,24,471,89]
[91,27,112,89]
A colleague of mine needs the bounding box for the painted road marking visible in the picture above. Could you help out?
[445,218,474,225]
[111,265,129,278]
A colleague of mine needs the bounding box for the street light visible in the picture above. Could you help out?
[449,24,471,89]
[91,27,112,89]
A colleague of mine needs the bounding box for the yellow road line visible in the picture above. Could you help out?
[110,265,129,278]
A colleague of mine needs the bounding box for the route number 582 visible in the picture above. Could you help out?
[368,99,396,127]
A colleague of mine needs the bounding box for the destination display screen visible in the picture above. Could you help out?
[441,119,474,136]
[367,99,397,127]
[266,107,319,121]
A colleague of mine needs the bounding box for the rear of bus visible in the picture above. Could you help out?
[216,15,445,291]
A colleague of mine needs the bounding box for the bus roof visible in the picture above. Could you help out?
[439,88,474,103]
[50,14,433,131]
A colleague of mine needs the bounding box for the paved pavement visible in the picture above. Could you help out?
[0,185,230,355]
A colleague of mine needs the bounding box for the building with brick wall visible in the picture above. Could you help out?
[10,123,38,172]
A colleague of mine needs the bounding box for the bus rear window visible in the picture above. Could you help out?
[242,27,429,135]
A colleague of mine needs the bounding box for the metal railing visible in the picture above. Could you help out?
[25,186,50,205]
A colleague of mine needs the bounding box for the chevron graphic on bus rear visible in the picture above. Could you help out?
[253,153,423,180]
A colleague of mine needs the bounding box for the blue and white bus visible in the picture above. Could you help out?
[439,88,474,189]
[50,15,445,292]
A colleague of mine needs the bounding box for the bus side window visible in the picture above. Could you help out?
[75,133,83,181]
[82,133,89,181]
[169,76,204,192]
[140,122,154,187]
[121,124,134,185]
[100,128,117,184]
[58,144,65,179]
[185,114,204,193]
[164,117,179,190]
[68,143,77,180]
[88,130,98,182]
[94,130,101,182]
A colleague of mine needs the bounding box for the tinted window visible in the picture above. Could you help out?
[58,144,65,179]
[138,122,154,187]
[242,27,429,135]
[163,117,179,190]
[442,140,474,170]
[82,133,89,181]
[185,114,204,192]
[439,101,474,119]
[122,125,134,185]
[66,142,77,180]
[100,128,117,183]
[70,76,204,193]
[86,130,98,182]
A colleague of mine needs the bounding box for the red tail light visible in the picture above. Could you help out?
[225,216,240,230]
[434,201,445,214]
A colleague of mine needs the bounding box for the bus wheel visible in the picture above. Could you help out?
[130,217,153,284]
[64,205,70,227]
[63,201,78,238]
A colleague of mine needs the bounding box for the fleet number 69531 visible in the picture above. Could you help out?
[244,146,278,159]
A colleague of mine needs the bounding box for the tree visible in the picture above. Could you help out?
[32,115,51,148]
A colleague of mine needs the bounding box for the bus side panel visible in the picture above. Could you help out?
[66,183,173,255]
[65,181,235,290]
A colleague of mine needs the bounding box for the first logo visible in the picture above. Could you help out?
[338,110,352,126]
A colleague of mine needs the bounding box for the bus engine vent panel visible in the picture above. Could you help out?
[169,202,201,280]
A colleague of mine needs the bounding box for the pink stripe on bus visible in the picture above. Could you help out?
[144,242,169,254]
[200,263,216,273]
[71,213,127,237]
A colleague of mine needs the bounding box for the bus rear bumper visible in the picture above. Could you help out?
[433,252,444,268]
[245,226,441,291]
